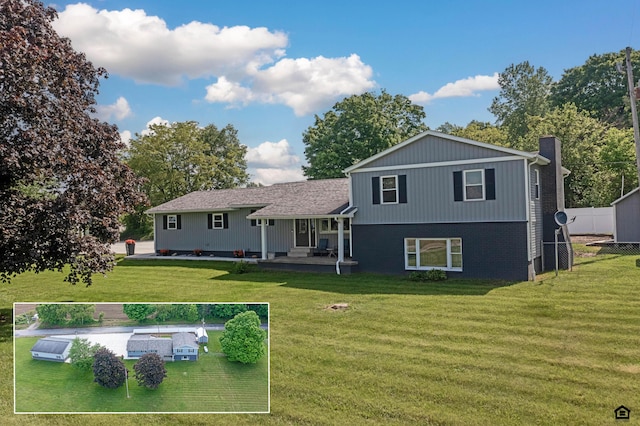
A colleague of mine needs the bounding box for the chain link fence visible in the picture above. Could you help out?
[542,240,640,272]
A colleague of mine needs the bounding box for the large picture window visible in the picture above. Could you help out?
[405,238,462,271]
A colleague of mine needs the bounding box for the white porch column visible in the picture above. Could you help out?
[260,219,267,260]
[337,218,344,262]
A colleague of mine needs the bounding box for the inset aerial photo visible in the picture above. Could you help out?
[14,303,269,414]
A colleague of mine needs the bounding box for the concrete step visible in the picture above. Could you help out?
[287,247,314,257]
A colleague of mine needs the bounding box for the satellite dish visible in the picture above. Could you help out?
[554,211,568,226]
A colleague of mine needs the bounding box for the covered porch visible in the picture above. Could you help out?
[257,255,358,274]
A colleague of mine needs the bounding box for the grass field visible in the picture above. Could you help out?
[2,248,640,424]
[14,332,268,413]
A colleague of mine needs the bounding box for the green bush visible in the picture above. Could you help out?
[408,269,447,282]
[231,261,253,274]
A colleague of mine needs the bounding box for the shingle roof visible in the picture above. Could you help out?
[30,337,72,355]
[172,332,198,349]
[127,334,173,357]
[146,178,351,218]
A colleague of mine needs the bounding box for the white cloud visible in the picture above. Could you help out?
[53,4,377,116]
[140,116,170,136]
[119,130,132,146]
[53,3,288,86]
[409,73,500,104]
[95,96,132,121]
[246,139,300,168]
[250,168,305,186]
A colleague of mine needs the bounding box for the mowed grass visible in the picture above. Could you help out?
[2,250,640,424]
[14,332,268,413]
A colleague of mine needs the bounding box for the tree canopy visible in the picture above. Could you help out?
[123,304,156,322]
[93,347,127,389]
[133,353,167,389]
[69,337,102,371]
[0,0,146,285]
[219,310,266,364]
[302,90,428,179]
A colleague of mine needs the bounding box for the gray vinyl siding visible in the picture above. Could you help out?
[154,208,293,253]
[615,191,640,242]
[361,134,514,169]
[351,159,527,225]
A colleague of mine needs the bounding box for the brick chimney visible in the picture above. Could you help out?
[538,136,570,270]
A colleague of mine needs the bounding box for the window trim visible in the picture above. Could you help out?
[533,169,540,200]
[404,237,463,272]
[211,213,224,229]
[380,175,399,204]
[463,169,485,201]
[319,218,351,234]
[167,214,178,230]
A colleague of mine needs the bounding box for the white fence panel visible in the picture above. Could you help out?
[565,207,613,235]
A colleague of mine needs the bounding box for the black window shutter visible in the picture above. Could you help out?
[250,209,257,226]
[207,214,213,229]
[372,177,380,204]
[163,215,167,230]
[176,215,182,229]
[269,219,275,226]
[485,169,496,200]
[398,175,407,204]
[223,213,229,229]
[453,171,463,201]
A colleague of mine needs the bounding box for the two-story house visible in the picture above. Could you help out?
[146,131,570,281]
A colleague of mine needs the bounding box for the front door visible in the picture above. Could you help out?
[294,219,316,247]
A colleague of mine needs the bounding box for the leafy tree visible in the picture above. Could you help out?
[67,304,95,325]
[0,0,146,285]
[520,104,609,207]
[69,338,102,371]
[127,121,248,207]
[550,49,640,128]
[154,304,173,322]
[213,304,248,319]
[489,61,553,144]
[219,310,266,364]
[93,347,127,389]
[302,90,428,179]
[36,304,68,326]
[248,304,269,320]
[133,353,167,389]
[599,127,638,202]
[123,304,156,322]
[169,304,200,322]
[439,120,508,147]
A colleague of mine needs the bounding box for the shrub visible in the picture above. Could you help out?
[231,260,252,274]
[408,269,447,282]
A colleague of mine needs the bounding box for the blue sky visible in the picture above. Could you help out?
[49,0,639,184]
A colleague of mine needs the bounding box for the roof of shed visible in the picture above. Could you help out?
[146,178,351,218]
[30,337,72,354]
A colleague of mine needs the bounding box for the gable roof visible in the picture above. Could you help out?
[146,178,352,218]
[343,130,551,173]
[30,337,72,355]
[611,187,640,205]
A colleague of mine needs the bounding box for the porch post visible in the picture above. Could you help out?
[260,219,267,260]
[337,218,344,262]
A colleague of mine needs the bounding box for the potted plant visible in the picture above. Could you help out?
[193,248,203,256]
[124,239,136,256]
[233,249,244,258]
[159,249,169,256]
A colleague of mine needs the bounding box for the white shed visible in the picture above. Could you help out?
[30,337,73,362]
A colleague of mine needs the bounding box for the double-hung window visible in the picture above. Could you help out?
[167,215,178,230]
[211,213,224,229]
[405,238,462,271]
[532,169,540,200]
[381,175,398,204]
[464,169,484,201]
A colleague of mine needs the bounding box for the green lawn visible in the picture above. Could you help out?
[14,332,268,413]
[2,250,640,424]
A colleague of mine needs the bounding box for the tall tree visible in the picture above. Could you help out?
[67,304,95,325]
[69,338,102,371]
[489,61,553,144]
[36,304,68,326]
[133,353,167,389]
[550,50,640,128]
[93,347,127,389]
[127,121,249,207]
[123,304,156,322]
[439,120,508,147]
[219,310,266,364]
[0,0,146,285]
[302,90,428,179]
